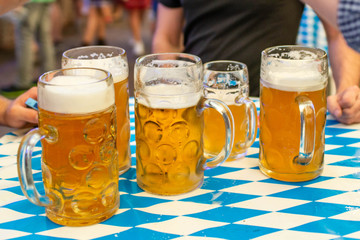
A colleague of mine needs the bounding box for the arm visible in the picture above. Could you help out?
[322,20,360,124]
[0,87,38,128]
[0,0,28,15]
[300,0,339,29]
[152,3,184,53]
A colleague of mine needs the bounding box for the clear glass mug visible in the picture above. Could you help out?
[203,60,257,160]
[259,45,328,182]
[17,68,119,226]
[134,53,234,195]
[62,46,131,174]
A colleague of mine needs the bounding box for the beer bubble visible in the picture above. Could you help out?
[101,182,118,207]
[110,110,116,139]
[155,144,177,166]
[83,118,107,144]
[69,145,95,170]
[99,140,117,164]
[86,166,109,189]
[170,121,190,143]
[182,140,201,161]
[71,192,99,215]
[144,121,163,143]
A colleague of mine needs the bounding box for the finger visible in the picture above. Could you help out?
[338,86,359,108]
[327,95,342,118]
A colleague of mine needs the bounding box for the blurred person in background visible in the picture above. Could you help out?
[82,0,114,46]
[0,0,38,127]
[301,0,360,124]
[124,0,151,56]
[2,0,56,92]
[152,0,360,124]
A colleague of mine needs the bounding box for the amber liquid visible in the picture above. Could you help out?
[135,101,205,195]
[114,78,131,174]
[204,104,247,160]
[259,81,326,182]
[39,106,119,226]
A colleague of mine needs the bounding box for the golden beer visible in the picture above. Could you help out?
[259,81,327,182]
[135,92,205,195]
[39,106,119,226]
[62,46,131,174]
[114,76,131,173]
[204,104,247,159]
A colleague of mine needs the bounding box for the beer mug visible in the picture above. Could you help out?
[62,46,130,174]
[134,53,234,195]
[259,45,328,182]
[203,60,257,160]
[17,68,119,226]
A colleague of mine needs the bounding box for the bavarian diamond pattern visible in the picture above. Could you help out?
[1,97,360,240]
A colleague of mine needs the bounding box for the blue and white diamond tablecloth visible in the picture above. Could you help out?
[1,98,360,240]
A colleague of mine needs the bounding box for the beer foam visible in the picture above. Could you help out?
[136,84,202,109]
[39,75,115,114]
[62,58,128,83]
[205,88,240,105]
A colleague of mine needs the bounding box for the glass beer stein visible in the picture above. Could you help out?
[134,53,234,195]
[203,60,257,160]
[62,46,131,174]
[259,45,328,182]
[17,68,119,226]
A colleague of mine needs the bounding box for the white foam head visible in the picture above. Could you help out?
[39,75,115,114]
[261,50,328,92]
[62,53,128,83]
[136,84,201,109]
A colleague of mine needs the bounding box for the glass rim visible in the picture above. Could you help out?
[135,52,202,68]
[62,45,126,60]
[262,45,328,61]
[204,60,248,72]
[39,67,112,86]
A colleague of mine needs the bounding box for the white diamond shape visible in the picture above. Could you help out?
[214,168,267,181]
[0,180,20,190]
[37,224,130,239]
[320,165,360,178]
[236,212,323,229]
[0,190,26,207]
[138,216,227,236]
[330,207,360,221]
[0,229,31,240]
[253,230,336,240]
[323,154,354,165]
[221,181,298,196]
[0,208,34,224]
[0,156,17,167]
[228,196,309,211]
[222,157,259,169]
[305,178,360,191]
[318,192,360,206]
[135,201,219,216]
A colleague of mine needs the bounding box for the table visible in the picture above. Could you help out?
[1,98,360,240]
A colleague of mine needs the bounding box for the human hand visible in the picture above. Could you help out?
[327,85,360,124]
[4,87,38,128]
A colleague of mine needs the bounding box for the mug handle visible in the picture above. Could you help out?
[200,98,234,169]
[17,128,52,206]
[235,97,258,149]
[294,95,316,165]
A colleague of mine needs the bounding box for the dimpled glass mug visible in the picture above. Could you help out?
[62,46,131,175]
[134,53,235,195]
[203,60,257,160]
[17,68,119,226]
[259,45,328,182]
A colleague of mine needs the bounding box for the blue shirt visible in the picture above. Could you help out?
[338,0,360,52]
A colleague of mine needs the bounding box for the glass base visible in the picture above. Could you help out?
[137,179,204,196]
[259,163,323,182]
[45,203,119,226]
[205,150,248,162]
[119,163,130,175]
